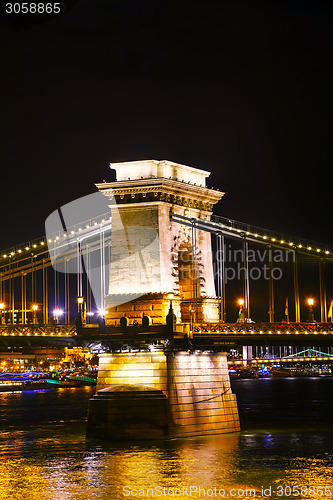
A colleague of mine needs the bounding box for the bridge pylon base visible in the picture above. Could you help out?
[86,351,240,440]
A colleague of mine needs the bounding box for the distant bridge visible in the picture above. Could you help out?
[251,348,333,363]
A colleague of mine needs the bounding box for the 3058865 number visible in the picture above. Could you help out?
[5,3,61,14]
[276,485,332,497]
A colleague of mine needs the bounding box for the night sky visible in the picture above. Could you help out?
[1,0,332,251]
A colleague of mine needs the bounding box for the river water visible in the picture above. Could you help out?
[0,378,332,500]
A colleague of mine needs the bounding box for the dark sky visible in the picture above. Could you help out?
[1,0,332,250]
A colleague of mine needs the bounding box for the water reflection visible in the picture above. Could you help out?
[83,434,243,498]
[0,382,332,499]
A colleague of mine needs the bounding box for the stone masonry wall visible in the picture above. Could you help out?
[96,352,240,438]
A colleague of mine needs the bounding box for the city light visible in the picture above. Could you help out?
[308,298,314,306]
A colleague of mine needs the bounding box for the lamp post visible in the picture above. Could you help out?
[53,307,63,324]
[77,296,86,324]
[0,303,5,325]
[98,308,106,334]
[237,299,246,323]
[307,298,315,323]
[32,304,38,324]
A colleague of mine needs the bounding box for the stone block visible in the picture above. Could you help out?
[133,304,153,311]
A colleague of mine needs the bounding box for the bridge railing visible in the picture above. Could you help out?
[191,322,333,334]
[0,324,77,336]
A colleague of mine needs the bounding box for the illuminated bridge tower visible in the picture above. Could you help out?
[96,160,224,326]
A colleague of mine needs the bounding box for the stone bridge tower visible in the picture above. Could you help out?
[96,160,224,326]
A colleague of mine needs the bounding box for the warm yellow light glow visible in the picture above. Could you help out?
[316,248,320,252]
[0,303,5,310]
[168,293,174,300]
[308,298,314,306]
[280,240,285,243]
[289,242,293,246]
[308,246,312,250]
[238,299,244,306]
[53,308,63,317]
[32,304,38,311]
[77,296,84,304]
[271,238,276,242]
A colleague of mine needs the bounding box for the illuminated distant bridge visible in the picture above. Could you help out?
[241,348,333,365]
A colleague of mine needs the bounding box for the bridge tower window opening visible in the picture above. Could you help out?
[178,244,201,323]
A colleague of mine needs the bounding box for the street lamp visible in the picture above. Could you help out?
[0,303,5,325]
[77,296,86,324]
[53,307,63,324]
[237,299,246,323]
[307,298,315,323]
[168,292,174,309]
[32,304,38,324]
[98,308,107,334]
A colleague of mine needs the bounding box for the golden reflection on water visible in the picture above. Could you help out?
[96,434,260,499]
[0,457,47,500]
[0,431,332,500]
[279,457,333,500]
[0,433,250,500]
[1,384,333,500]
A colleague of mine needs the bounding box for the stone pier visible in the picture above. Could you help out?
[86,351,240,440]
[87,160,240,440]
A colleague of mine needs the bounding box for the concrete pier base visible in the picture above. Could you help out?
[87,351,240,440]
[86,385,169,440]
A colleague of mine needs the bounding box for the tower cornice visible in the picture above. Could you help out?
[96,177,224,209]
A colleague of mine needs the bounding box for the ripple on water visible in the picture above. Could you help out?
[0,382,332,498]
